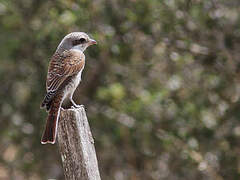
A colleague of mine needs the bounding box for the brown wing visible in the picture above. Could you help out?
[46,50,85,93]
[41,50,85,110]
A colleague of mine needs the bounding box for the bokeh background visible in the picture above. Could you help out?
[1,0,240,179]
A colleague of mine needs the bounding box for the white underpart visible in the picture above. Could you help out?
[72,44,87,52]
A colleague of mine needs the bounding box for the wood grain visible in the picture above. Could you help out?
[57,107,101,180]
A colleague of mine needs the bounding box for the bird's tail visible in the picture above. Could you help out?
[41,94,63,144]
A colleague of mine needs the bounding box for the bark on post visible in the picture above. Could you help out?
[57,107,101,180]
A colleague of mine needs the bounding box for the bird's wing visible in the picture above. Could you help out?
[46,50,85,93]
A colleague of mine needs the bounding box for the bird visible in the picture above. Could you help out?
[40,32,97,144]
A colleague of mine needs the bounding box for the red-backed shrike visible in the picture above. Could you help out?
[40,32,97,144]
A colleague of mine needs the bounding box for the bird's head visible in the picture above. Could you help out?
[57,32,97,53]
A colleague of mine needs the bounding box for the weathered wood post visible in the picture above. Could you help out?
[57,107,101,180]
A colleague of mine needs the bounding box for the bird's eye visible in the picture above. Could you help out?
[79,38,86,43]
[72,38,86,46]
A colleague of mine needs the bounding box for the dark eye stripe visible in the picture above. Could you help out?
[79,38,86,43]
[72,38,86,46]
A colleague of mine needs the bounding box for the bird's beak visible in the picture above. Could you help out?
[88,39,97,46]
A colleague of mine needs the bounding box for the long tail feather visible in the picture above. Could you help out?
[41,94,62,144]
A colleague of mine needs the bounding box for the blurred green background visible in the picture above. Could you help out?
[1,0,240,179]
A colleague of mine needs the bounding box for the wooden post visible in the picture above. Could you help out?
[57,107,101,180]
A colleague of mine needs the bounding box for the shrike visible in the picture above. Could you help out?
[40,32,97,144]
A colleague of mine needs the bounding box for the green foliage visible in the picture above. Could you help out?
[0,0,240,179]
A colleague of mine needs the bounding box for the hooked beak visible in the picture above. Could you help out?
[88,39,97,46]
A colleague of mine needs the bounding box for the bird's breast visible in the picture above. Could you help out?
[63,69,84,95]
[74,69,84,86]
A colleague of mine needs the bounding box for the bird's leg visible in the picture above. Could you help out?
[70,95,84,109]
